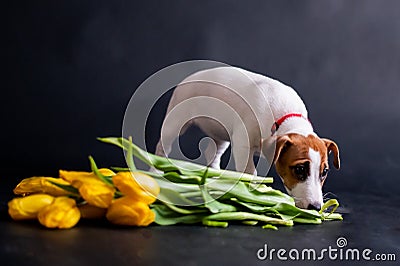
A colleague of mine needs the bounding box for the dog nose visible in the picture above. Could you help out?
[307,203,321,211]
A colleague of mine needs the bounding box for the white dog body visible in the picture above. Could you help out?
[155,66,340,210]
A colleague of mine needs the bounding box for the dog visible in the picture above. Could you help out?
[155,66,340,210]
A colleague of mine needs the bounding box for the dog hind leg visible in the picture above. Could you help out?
[204,139,230,169]
[155,119,192,158]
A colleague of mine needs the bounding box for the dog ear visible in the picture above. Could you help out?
[262,135,293,165]
[274,135,293,163]
[322,138,340,169]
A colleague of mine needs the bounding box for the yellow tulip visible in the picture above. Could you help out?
[8,194,55,220]
[38,197,80,229]
[59,168,115,183]
[78,204,107,219]
[13,177,73,197]
[112,172,160,204]
[106,197,155,226]
[78,182,115,208]
[59,169,116,208]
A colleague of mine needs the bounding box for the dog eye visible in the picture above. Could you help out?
[293,164,308,181]
[321,167,329,178]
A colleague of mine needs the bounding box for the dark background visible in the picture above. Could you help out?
[4,0,400,196]
[2,1,399,265]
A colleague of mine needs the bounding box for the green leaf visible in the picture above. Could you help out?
[48,181,79,195]
[110,166,130,172]
[200,184,237,213]
[157,187,202,206]
[228,198,323,222]
[97,137,124,149]
[152,205,207,225]
[161,202,208,215]
[162,171,202,185]
[154,178,199,193]
[151,204,177,217]
[271,202,321,219]
[229,198,279,214]
[207,180,294,207]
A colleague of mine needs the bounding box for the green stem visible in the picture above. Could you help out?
[204,212,293,226]
[262,224,278,230]
[293,217,322,224]
[88,156,114,186]
[126,136,137,171]
[202,220,229,228]
[48,181,79,195]
[163,202,208,215]
[319,199,340,219]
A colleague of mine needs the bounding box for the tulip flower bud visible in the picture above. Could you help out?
[77,182,115,208]
[106,197,155,226]
[112,172,160,204]
[37,197,80,229]
[8,194,55,220]
[59,169,116,208]
[13,177,72,197]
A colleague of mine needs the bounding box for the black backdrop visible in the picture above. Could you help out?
[4,0,400,201]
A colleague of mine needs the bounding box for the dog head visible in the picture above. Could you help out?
[263,133,340,210]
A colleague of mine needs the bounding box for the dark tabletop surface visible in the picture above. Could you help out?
[1,187,398,266]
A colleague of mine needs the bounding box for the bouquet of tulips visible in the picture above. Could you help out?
[8,137,342,229]
[8,160,159,228]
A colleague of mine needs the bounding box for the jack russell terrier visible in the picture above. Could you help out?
[155,66,340,210]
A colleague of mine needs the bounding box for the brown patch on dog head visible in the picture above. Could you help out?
[274,134,333,190]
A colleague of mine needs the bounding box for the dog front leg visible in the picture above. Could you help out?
[231,132,257,175]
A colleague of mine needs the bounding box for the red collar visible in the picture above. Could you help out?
[271,113,310,135]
